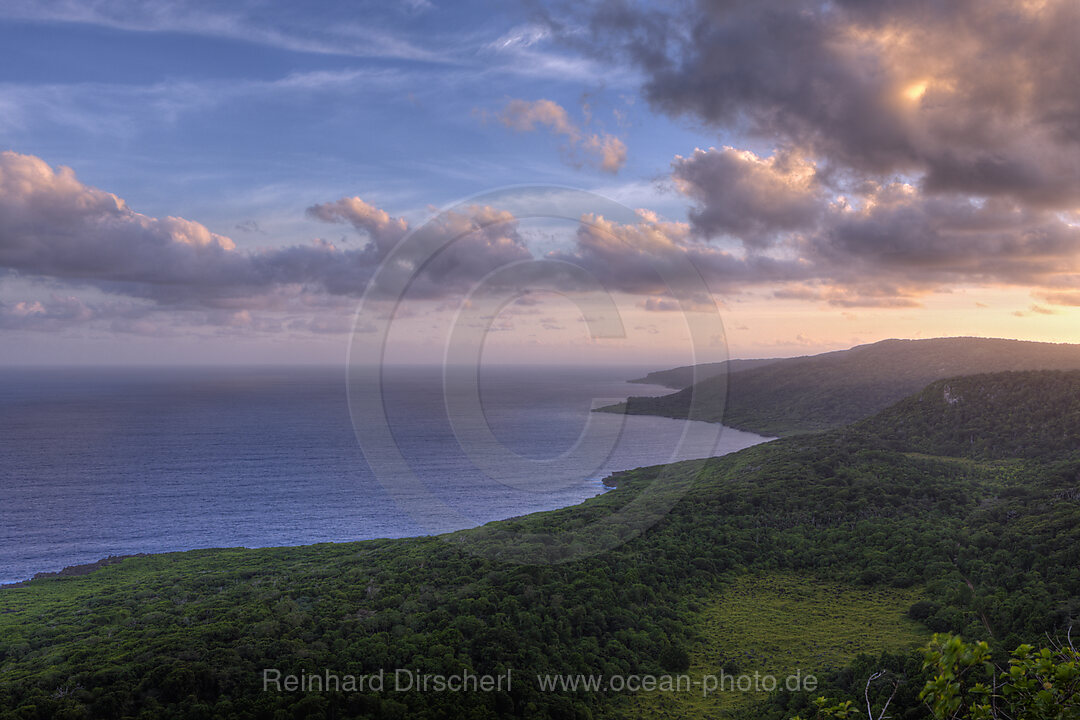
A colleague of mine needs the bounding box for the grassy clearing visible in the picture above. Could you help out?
[616,573,928,719]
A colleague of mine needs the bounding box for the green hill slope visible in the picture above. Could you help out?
[856,370,1080,460]
[4,371,1080,719]
[602,337,1080,436]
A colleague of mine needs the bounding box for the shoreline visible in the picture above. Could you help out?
[0,476,617,589]
[0,429,768,589]
[1,375,769,589]
[1,553,148,588]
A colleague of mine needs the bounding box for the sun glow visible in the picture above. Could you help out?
[902,79,929,102]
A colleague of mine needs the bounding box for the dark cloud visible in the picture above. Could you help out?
[672,147,824,246]
[584,0,1080,207]
[803,185,1080,292]
[534,0,1080,307]
[666,142,1080,306]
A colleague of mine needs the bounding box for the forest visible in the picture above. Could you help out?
[603,336,1080,436]
[2,369,1080,718]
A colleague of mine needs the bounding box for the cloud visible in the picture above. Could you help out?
[775,284,924,309]
[494,98,628,173]
[583,0,1080,208]
[302,198,533,298]
[487,24,551,52]
[0,295,96,331]
[663,142,1080,306]
[0,0,445,62]
[1013,304,1060,317]
[672,147,823,246]
[0,152,533,330]
[0,293,187,334]
[0,152,819,328]
[584,133,628,174]
[530,0,1080,308]
[305,196,409,256]
[13,144,1080,334]
[482,24,622,83]
[1041,292,1080,307]
[802,185,1080,292]
[498,98,579,139]
[548,155,1080,309]
[639,296,715,313]
[551,209,806,298]
[0,151,243,294]
[235,220,265,234]
[0,67,409,138]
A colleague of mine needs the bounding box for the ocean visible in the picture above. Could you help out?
[0,365,768,584]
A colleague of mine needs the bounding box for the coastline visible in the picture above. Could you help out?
[1,554,147,588]
[0,439,760,589]
[0,373,769,588]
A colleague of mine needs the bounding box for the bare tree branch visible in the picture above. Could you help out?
[864,670,899,720]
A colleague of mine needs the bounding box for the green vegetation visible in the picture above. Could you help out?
[855,371,1080,461]
[919,634,1080,719]
[3,369,1080,718]
[792,634,1080,720]
[621,573,926,718]
[601,337,1080,436]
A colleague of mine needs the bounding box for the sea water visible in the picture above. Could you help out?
[0,365,767,584]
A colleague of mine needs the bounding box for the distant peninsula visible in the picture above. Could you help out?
[600,336,1080,436]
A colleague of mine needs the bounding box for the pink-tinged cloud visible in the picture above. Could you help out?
[0,150,239,287]
[304,196,408,255]
[9,147,1080,332]
[494,98,627,173]
[0,153,539,333]
[498,98,579,139]
[549,210,806,300]
[1041,292,1080,307]
[584,133,627,173]
[0,152,533,314]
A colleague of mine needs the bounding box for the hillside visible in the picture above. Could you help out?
[856,370,1080,460]
[601,336,1080,436]
[628,357,778,389]
[3,371,1080,719]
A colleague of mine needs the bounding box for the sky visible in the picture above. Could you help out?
[1,0,1078,366]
